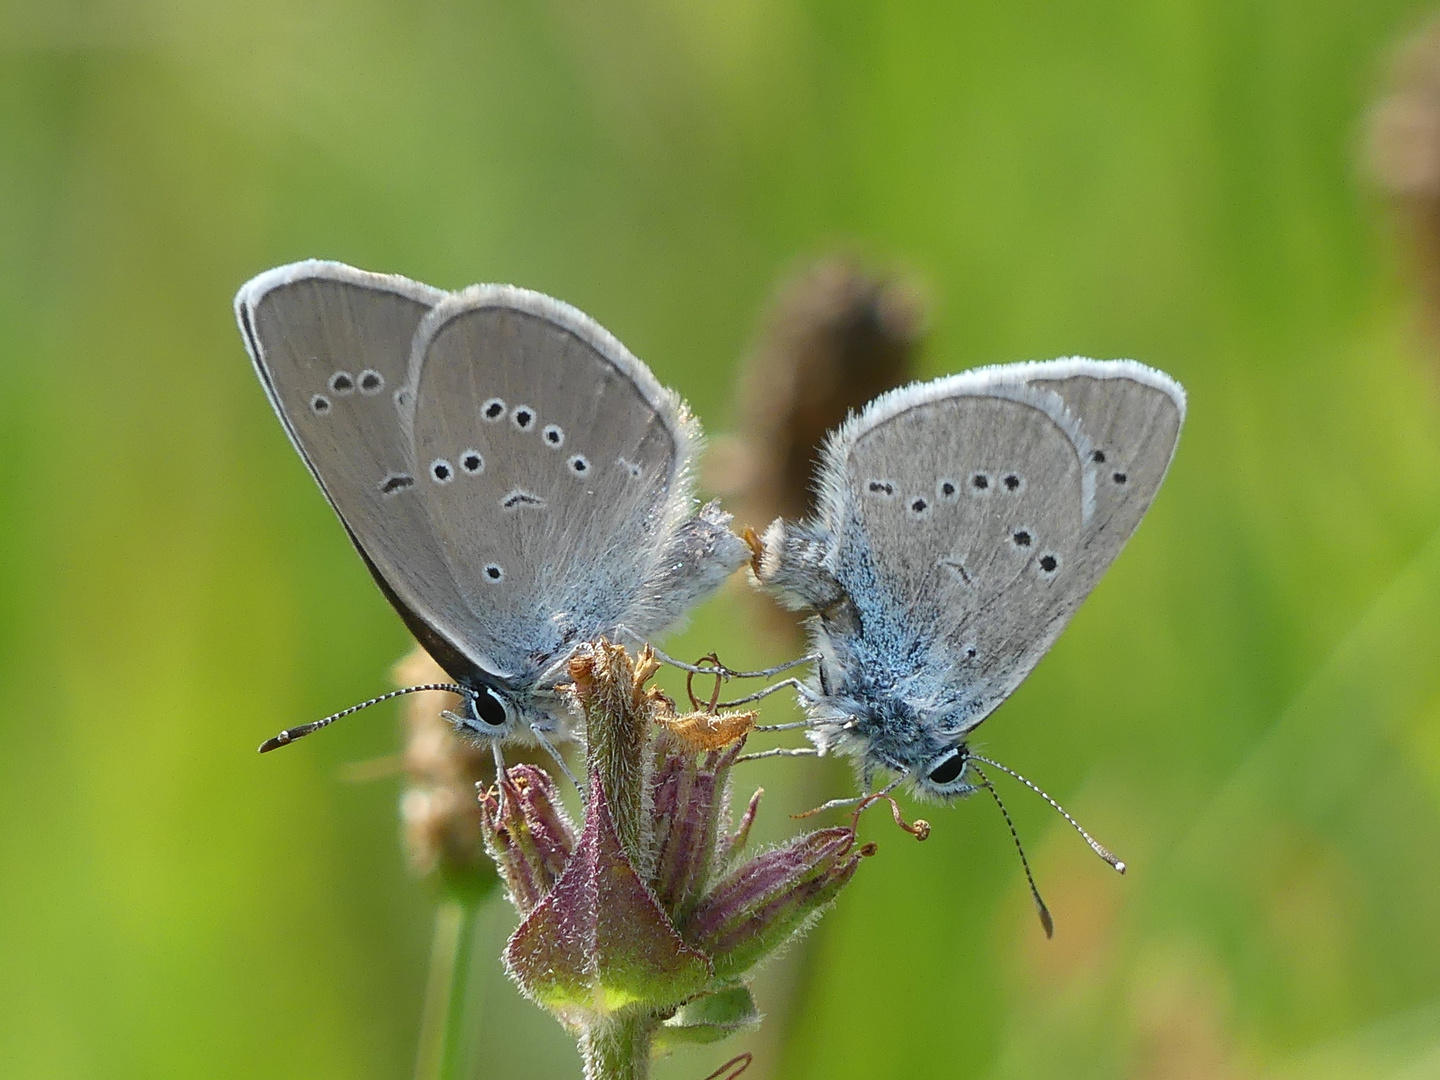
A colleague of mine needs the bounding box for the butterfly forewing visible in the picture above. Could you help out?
[404,287,696,678]
[235,263,497,676]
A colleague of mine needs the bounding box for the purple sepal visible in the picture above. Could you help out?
[649,737,745,922]
[683,826,868,981]
[505,772,712,1023]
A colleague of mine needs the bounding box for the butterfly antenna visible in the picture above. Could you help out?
[258,683,470,753]
[971,763,1053,938]
[970,754,1126,873]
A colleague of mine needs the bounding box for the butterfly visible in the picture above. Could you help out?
[752,358,1184,801]
[236,260,748,753]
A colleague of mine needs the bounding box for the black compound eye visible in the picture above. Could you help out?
[471,686,510,728]
[927,751,967,786]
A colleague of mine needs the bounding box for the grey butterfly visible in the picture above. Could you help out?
[753,358,1184,801]
[235,260,748,751]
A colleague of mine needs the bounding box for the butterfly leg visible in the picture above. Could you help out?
[491,741,509,818]
[794,775,905,818]
[719,654,821,680]
[614,624,817,680]
[716,677,818,708]
[734,746,820,764]
[530,723,581,793]
[753,717,817,733]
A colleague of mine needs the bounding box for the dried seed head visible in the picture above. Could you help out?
[707,256,926,643]
[709,256,926,525]
[1369,16,1440,198]
[394,648,496,899]
[1367,15,1440,359]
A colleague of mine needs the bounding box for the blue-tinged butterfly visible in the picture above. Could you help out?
[748,359,1184,930]
[236,261,748,758]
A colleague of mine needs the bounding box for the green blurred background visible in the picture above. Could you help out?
[5,1,1440,1077]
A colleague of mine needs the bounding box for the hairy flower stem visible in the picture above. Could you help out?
[413,897,481,1080]
[581,1014,654,1080]
[577,643,655,859]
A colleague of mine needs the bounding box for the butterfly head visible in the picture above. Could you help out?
[450,682,520,740]
[451,680,574,744]
[814,679,980,802]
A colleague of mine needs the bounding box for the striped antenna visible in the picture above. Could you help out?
[972,763,1053,938]
[970,753,1126,873]
[258,683,470,753]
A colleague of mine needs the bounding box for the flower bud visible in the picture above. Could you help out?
[649,736,744,922]
[479,764,576,917]
[395,648,497,902]
[658,985,762,1046]
[683,826,871,981]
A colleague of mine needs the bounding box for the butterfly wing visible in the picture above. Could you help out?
[814,358,1184,732]
[235,261,515,682]
[401,286,738,680]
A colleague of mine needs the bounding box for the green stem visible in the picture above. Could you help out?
[413,898,481,1080]
[580,1013,654,1080]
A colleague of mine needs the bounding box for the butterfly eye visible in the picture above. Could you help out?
[926,749,967,786]
[469,685,513,729]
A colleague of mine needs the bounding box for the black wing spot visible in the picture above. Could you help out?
[970,472,991,492]
[482,398,506,421]
[483,564,504,583]
[909,497,929,517]
[940,558,973,587]
[430,459,453,483]
[379,473,415,495]
[866,479,896,498]
[310,394,331,414]
[543,424,565,447]
[501,489,546,510]
[512,406,535,430]
[358,369,384,395]
[329,371,355,395]
[1011,529,1032,548]
[394,388,411,408]
[1112,471,1128,485]
[1092,449,1106,464]
[938,479,958,499]
[964,645,978,659]
[460,451,484,475]
[1003,473,1022,492]
[1038,553,1060,574]
[569,454,590,475]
